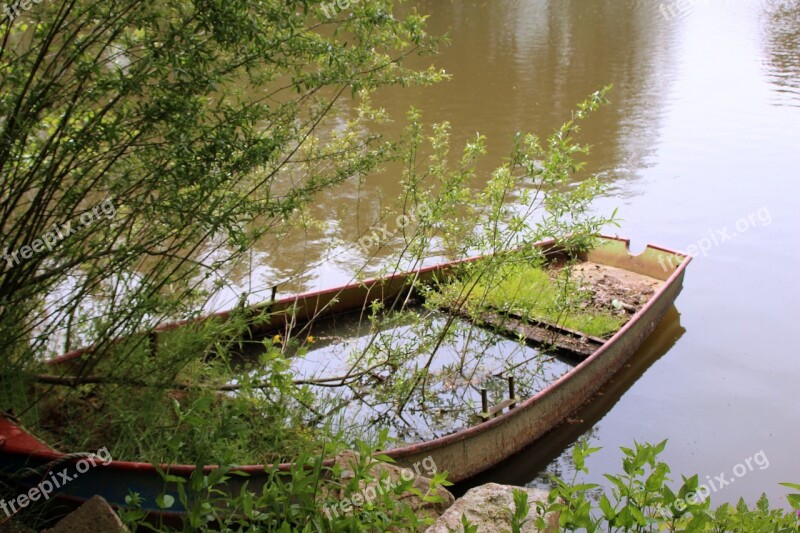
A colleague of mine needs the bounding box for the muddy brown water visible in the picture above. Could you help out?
[218,0,800,507]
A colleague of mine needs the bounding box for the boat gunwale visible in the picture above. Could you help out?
[3,235,691,478]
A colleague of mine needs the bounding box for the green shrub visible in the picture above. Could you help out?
[534,440,799,532]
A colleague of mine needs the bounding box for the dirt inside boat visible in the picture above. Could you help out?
[570,261,663,313]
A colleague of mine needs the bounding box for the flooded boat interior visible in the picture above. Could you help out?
[234,257,666,445]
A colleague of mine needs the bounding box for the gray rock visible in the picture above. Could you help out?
[43,495,127,533]
[425,482,558,533]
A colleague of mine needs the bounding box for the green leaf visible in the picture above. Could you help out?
[603,474,627,493]
[685,511,712,530]
[645,464,667,492]
[160,474,187,484]
[461,513,478,533]
[628,505,647,525]
[661,484,677,505]
[787,494,800,509]
[571,483,601,493]
[156,494,175,509]
[654,439,668,455]
[736,497,749,513]
[679,474,699,498]
[757,492,770,511]
[599,494,616,520]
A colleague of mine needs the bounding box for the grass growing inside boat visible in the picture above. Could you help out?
[10,314,354,466]
[433,257,626,339]
[36,362,310,465]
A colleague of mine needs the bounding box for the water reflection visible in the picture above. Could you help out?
[458,305,685,492]
[379,0,678,186]
[218,0,681,305]
[761,0,800,106]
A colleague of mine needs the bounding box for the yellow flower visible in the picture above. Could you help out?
[306,335,316,344]
[272,334,282,345]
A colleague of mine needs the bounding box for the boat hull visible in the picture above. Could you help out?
[0,236,690,514]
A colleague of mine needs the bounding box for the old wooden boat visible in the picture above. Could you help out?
[0,236,690,516]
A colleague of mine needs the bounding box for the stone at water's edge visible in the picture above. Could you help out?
[43,495,128,533]
[425,483,558,533]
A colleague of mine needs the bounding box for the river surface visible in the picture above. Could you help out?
[229,0,800,507]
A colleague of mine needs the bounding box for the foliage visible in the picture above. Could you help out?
[533,439,800,532]
[509,488,532,533]
[23,317,346,464]
[119,438,452,532]
[0,0,448,480]
[0,0,445,373]
[111,438,799,531]
[461,513,479,533]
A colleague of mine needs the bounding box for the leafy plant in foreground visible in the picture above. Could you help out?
[120,437,451,532]
[535,440,799,532]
